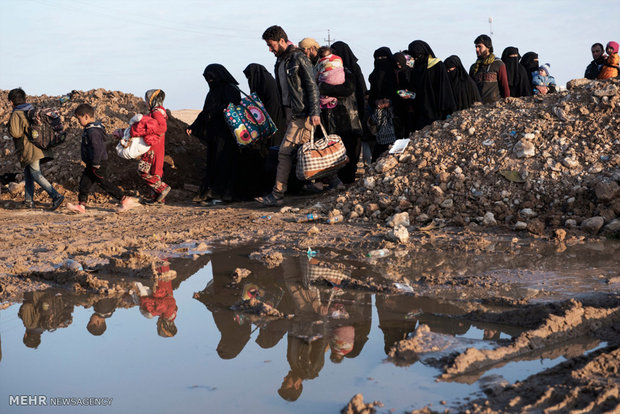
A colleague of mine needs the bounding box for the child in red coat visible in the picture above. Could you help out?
[131,89,171,203]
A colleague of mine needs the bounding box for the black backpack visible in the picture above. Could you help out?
[25,107,67,149]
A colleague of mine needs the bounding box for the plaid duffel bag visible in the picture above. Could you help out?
[296,123,349,180]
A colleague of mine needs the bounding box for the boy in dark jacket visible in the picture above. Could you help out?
[67,104,140,213]
[7,88,64,210]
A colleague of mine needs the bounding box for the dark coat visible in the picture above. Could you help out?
[274,45,320,118]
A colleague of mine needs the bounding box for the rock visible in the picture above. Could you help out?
[440,199,454,208]
[554,228,567,242]
[387,212,410,228]
[482,212,497,226]
[594,179,619,202]
[231,268,251,284]
[562,157,580,169]
[602,219,620,235]
[374,157,398,173]
[593,83,618,97]
[363,176,376,189]
[8,181,24,195]
[527,219,545,235]
[566,78,590,89]
[513,139,535,158]
[581,216,605,234]
[519,208,537,218]
[565,219,577,229]
[387,225,409,243]
[514,221,528,230]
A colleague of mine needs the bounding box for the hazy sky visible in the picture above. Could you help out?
[1,0,618,109]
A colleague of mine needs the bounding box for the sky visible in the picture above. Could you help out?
[1,0,618,110]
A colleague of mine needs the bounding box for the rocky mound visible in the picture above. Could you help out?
[0,89,205,202]
[318,79,620,237]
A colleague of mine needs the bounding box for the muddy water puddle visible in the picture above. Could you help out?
[1,243,616,413]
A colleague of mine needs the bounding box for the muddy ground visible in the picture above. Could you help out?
[0,84,618,413]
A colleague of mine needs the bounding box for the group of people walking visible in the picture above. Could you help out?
[7,26,619,210]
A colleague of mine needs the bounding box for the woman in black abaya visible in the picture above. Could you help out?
[444,55,481,111]
[407,40,456,130]
[520,51,539,86]
[243,63,286,147]
[501,47,532,98]
[187,64,243,202]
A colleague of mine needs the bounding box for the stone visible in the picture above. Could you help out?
[519,208,537,218]
[554,228,567,242]
[561,157,580,169]
[513,139,535,158]
[364,176,376,189]
[440,199,454,208]
[594,179,619,202]
[581,216,605,234]
[514,221,528,230]
[375,157,398,173]
[482,212,497,226]
[593,83,618,97]
[387,212,410,228]
[566,78,590,89]
[602,219,620,235]
[565,219,577,229]
[387,225,409,244]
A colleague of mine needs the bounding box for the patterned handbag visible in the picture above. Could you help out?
[296,123,349,181]
[224,87,277,147]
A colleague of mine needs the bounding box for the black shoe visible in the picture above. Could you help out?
[51,195,64,211]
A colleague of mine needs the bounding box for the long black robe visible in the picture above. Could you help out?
[407,40,456,130]
[190,64,254,201]
[368,47,398,104]
[330,41,367,123]
[520,52,539,87]
[243,63,286,147]
[444,55,481,111]
[319,69,363,184]
[501,47,532,98]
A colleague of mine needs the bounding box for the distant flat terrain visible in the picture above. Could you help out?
[171,109,200,125]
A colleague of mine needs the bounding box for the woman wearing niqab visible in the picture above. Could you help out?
[407,40,456,130]
[188,64,245,202]
[444,55,481,111]
[520,51,539,86]
[501,47,532,98]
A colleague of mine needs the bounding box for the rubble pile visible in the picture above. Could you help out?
[0,88,205,202]
[319,79,620,236]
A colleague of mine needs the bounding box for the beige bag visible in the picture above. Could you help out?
[296,123,348,181]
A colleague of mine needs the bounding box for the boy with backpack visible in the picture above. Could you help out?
[7,88,64,210]
[66,104,141,214]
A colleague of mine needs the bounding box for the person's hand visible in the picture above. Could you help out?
[310,115,321,126]
[185,128,192,136]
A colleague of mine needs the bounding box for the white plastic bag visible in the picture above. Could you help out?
[115,114,151,159]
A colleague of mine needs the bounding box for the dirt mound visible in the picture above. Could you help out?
[0,88,205,202]
[315,79,620,237]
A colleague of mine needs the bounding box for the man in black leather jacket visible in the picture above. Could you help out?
[257,25,321,206]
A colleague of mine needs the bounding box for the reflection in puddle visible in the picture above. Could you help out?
[0,245,611,413]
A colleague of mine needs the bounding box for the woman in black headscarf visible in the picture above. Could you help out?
[393,51,415,138]
[444,55,481,111]
[331,41,367,123]
[242,63,287,194]
[187,64,241,202]
[407,40,456,131]
[520,51,539,86]
[368,47,400,160]
[501,47,532,98]
[243,63,286,147]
